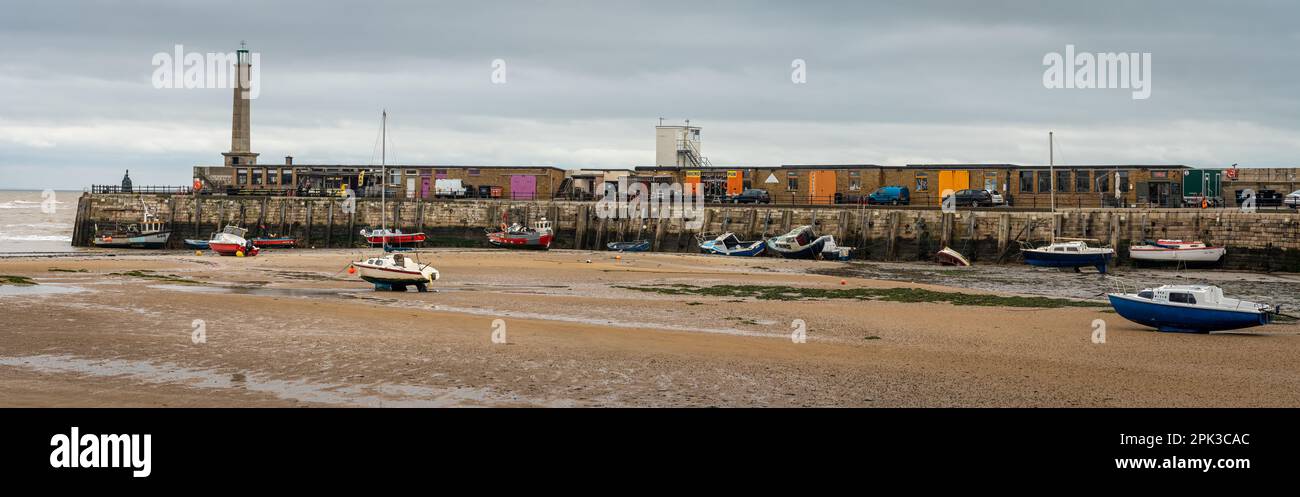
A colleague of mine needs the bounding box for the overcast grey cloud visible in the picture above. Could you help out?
[2,0,1298,189]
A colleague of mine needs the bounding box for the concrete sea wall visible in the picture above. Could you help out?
[72,193,1300,271]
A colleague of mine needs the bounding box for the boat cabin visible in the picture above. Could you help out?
[1136,285,1223,306]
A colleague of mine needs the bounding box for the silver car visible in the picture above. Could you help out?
[1285,190,1300,209]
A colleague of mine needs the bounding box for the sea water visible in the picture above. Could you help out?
[0,190,78,253]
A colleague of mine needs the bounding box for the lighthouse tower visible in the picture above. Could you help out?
[221,43,258,167]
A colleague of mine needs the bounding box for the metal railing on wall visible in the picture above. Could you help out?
[91,185,193,194]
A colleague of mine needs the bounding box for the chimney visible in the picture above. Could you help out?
[285,156,293,166]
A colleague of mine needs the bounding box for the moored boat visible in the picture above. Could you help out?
[935,247,971,266]
[766,225,846,260]
[252,236,297,248]
[91,203,170,249]
[352,252,440,292]
[1107,284,1276,333]
[699,233,765,257]
[360,228,426,246]
[1021,240,1114,273]
[607,240,650,252]
[208,225,259,257]
[183,239,209,250]
[486,218,553,250]
[1129,240,1225,263]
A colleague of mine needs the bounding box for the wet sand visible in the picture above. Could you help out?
[2,248,1299,407]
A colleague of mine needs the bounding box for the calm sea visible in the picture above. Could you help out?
[0,190,79,253]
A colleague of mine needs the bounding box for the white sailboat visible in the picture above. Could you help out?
[351,111,440,291]
[1020,132,1115,272]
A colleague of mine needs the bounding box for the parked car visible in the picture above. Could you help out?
[951,189,995,207]
[1285,190,1300,209]
[729,189,771,204]
[866,186,910,205]
[1236,189,1284,208]
[988,190,1005,206]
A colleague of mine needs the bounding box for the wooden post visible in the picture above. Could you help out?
[575,204,588,249]
[304,201,313,247]
[326,200,335,247]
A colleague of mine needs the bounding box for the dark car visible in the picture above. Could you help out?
[729,189,771,204]
[951,189,995,207]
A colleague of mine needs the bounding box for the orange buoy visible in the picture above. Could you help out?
[615,255,622,260]
[840,279,847,285]
[347,265,356,274]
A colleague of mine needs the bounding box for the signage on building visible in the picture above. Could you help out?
[685,170,701,178]
[764,173,779,184]
[1225,168,1238,180]
[727,170,738,178]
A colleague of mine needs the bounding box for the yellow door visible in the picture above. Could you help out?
[810,171,836,204]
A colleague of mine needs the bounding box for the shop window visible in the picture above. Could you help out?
[1019,171,1034,193]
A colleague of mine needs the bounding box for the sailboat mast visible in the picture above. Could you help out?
[381,110,387,233]
[1049,131,1056,242]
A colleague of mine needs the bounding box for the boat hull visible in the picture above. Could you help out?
[766,237,826,259]
[363,233,427,245]
[1108,294,1271,333]
[701,241,765,257]
[208,242,259,257]
[183,239,209,249]
[252,237,296,248]
[1129,246,1225,263]
[355,266,433,286]
[1023,249,1113,273]
[92,231,171,249]
[487,231,553,250]
[607,240,650,252]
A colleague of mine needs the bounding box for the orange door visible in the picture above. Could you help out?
[726,170,743,195]
[810,171,836,204]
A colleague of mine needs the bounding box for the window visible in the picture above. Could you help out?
[1118,171,1131,192]
[786,172,799,191]
[1075,170,1091,192]
[1137,290,1154,299]
[405,169,417,176]
[388,169,401,186]
[1037,171,1051,193]
[232,157,240,165]
[268,169,279,185]
[236,168,248,185]
[1019,171,1034,193]
[251,169,263,186]
[282,169,293,186]
[848,170,860,191]
[1096,172,1111,193]
[1056,170,1071,193]
[984,172,998,192]
[1169,292,1197,304]
[468,168,481,176]
[914,173,929,192]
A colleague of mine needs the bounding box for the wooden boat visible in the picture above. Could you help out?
[1129,240,1225,263]
[207,225,259,257]
[486,218,553,250]
[1108,285,1276,333]
[352,252,440,292]
[935,247,971,266]
[183,239,209,249]
[1021,240,1114,273]
[252,236,296,248]
[607,240,650,252]
[765,225,840,259]
[699,233,765,257]
[91,202,170,249]
[360,228,426,246]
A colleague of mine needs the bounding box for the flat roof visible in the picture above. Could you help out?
[237,164,568,172]
[906,164,1191,170]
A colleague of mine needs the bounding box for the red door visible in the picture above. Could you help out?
[510,175,537,200]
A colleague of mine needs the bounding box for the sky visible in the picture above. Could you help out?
[2,0,1298,189]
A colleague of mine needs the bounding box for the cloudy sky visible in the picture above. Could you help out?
[2,0,1298,189]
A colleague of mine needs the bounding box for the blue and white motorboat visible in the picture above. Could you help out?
[608,240,651,252]
[183,239,210,250]
[766,226,829,259]
[700,233,766,257]
[1022,240,1115,273]
[1107,285,1275,333]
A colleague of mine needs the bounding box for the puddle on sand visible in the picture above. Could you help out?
[428,303,793,340]
[148,284,361,299]
[0,284,85,297]
[0,354,565,407]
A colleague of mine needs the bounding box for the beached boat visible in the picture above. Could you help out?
[1021,240,1114,273]
[1107,285,1276,333]
[935,247,971,266]
[765,225,844,260]
[183,239,209,250]
[1129,240,1225,263]
[252,236,297,248]
[487,218,553,250]
[607,240,650,252]
[699,233,766,257]
[360,228,426,246]
[91,203,170,249]
[352,252,440,292]
[207,225,259,257]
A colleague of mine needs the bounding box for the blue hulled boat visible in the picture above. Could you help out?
[608,240,651,252]
[1107,285,1274,333]
[700,233,765,257]
[184,239,210,249]
[1022,240,1114,273]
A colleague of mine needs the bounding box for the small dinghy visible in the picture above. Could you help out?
[935,247,971,266]
[699,233,765,257]
[360,228,426,246]
[183,239,210,250]
[1129,240,1225,263]
[252,236,296,248]
[607,240,650,252]
[352,252,440,292]
[1108,285,1277,333]
[766,225,837,259]
[1021,240,1114,273]
[486,218,554,250]
[207,225,259,257]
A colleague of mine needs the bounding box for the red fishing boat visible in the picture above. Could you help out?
[360,228,427,246]
[252,236,297,248]
[486,218,553,250]
[208,225,260,257]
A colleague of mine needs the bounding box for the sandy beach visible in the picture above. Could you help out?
[2,248,1299,407]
